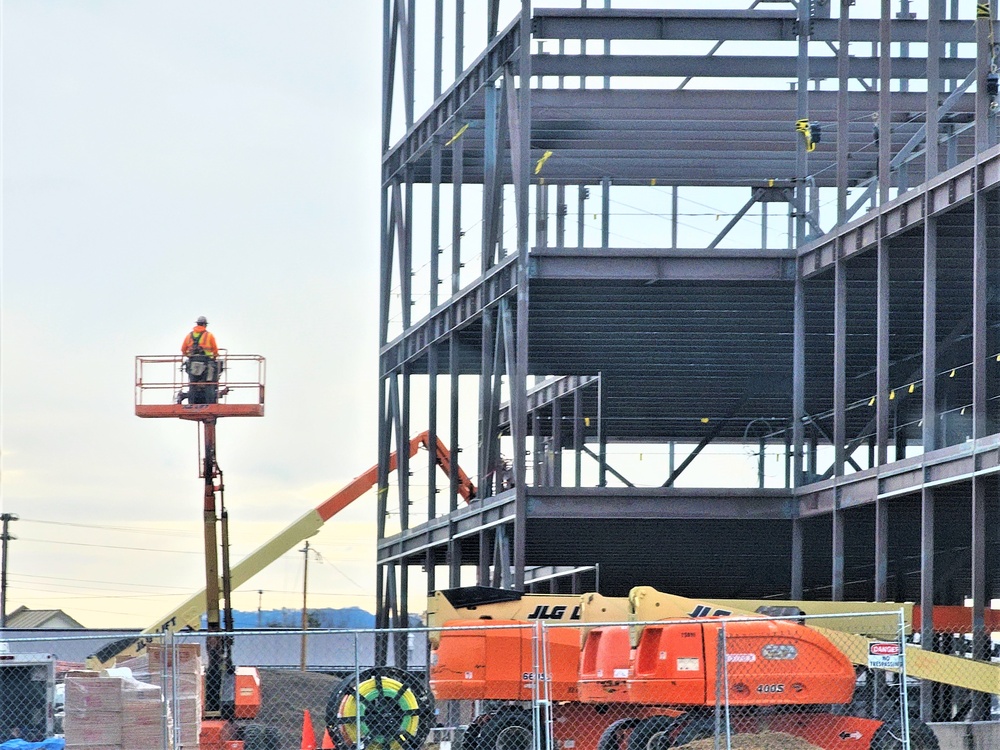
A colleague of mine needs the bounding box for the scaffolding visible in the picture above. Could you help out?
[376,0,999,723]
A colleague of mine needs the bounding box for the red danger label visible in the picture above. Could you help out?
[869,642,901,656]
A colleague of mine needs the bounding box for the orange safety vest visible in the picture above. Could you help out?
[182,326,218,358]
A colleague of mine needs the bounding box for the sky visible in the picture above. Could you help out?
[1,1,386,628]
[0,0,893,630]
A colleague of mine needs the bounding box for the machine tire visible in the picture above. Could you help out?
[241,724,281,750]
[596,718,645,750]
[870,721,940,750]
[465,709,534,750]
[669,715,714,747]
[625,716,678,750]
[325,668,434,750]
[909,721,941,750]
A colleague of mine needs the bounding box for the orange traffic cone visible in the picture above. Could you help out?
[301,709,318,750]
[322,728,335,749]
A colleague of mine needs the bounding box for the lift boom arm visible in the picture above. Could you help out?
[88,432,474,668]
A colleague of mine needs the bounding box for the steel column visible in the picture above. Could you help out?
[833,242,846,476]
[926,0,943,181]
[878,0,891,204]
[832,498,844,601]
[574,388,583,487]
[874,498,888,601]
[976,3,994,153]
[919,486,935,722]
[511,3,532,590]
[972,178,988,441]
[792,263,805,486]
[923,214,938,452]
[794,0,810,245]
[552,397,563,487]
[971,476,989,719]
[790,518,803,599]
[601,176,610,249]
[835,2,850,224]
[876,216,890,464]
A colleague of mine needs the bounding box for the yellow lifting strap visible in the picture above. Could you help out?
[795,118,817,152]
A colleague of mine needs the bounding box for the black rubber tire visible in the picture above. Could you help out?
[465,709,534,750]
[870,720,940,750]
[596,718,645,750]
[669,715,715,747]
[241,724,282,750]
[909,721,941,750]
[625,716,679,750]
[324,667,435,750]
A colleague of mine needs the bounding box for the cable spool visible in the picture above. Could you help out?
[325,668,434,750]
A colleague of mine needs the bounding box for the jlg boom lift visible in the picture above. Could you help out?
[134,353,267,749]
[325,586,1000,750]
[117,353,477,750]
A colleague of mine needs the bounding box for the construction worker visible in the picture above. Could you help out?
[179,316,221,404]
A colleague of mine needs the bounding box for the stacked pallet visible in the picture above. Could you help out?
[119,643,203,749]
[63,671,167,750]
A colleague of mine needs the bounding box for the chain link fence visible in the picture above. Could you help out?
[2,611,993,750]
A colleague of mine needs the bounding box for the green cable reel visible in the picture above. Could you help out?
[326,667,435,750]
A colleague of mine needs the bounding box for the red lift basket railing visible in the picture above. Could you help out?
[134,353,266,420]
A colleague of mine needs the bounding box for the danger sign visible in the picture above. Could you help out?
[868,641,902,669]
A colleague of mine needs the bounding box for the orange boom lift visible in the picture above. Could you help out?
[131,353,476,750]
[135,353,268,749]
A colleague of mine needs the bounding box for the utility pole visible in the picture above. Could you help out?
[257,590,263,628]
[300,541,310,672]
[1,513,18,629]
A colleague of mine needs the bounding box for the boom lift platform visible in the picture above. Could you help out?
[133,353,267,750]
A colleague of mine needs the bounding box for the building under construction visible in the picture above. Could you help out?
[375,0,999,724]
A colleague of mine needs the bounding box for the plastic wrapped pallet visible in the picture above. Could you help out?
[121,677,166,750]
[118,643,202,748]
[64,674,125,747]
[64,670,172,750]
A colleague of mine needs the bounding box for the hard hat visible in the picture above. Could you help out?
[196,316,208,325]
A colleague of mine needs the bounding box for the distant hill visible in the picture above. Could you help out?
[201,607,421,629]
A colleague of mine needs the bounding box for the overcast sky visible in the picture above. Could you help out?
[2,1,388,628]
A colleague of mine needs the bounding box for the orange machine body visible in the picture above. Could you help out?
[624,619,856,707]
[432,618,881,750]
[430,620,581,701]
[233,667,262,720]
[578,625,632,700]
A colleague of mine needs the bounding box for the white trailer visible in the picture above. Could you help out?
[0,648,56,742]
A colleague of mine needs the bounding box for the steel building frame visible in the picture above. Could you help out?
[377,0,998,721]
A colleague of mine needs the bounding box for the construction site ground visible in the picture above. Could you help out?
[258,669,339,748]
[256,669,824,750]
[678,735,820,750]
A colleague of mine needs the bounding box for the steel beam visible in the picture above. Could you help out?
[795,433,1000,517]
[383,18,520,184]
[499,374,599,428]
[531,54,974,81]
[381,254,517,374]
[377,488,794,563]
[800,144,1000,278]
[529,9,973,44]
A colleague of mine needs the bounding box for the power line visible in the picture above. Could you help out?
[18,517,197,538]
[16,537,202,555]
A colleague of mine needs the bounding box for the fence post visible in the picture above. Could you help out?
[898,609,911,750]
[354,630,362,750]
[540,622,554,750]
[160,632,170,750]
[713,623,728,750]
